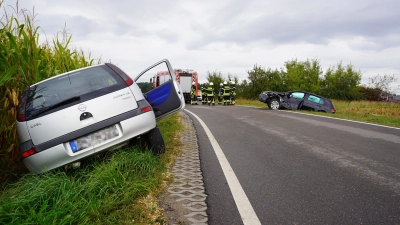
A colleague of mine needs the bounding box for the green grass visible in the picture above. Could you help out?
[0,114,183,225]
[236,98,400,128]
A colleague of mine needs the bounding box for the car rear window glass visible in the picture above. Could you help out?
[25,65,126,120]
[308,95,324,104]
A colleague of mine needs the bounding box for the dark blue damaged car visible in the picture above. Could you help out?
[259,90,336,113]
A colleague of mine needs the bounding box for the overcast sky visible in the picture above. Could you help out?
[3,0,400,93]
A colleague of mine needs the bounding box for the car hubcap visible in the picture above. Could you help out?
[271,101,279,110]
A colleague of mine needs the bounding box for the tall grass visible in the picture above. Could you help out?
[0,148,163,224]
[236,98,400,128]
[0,1,100,181]
[330,100,400,127]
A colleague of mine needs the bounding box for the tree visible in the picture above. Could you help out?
[137,82,152,93]
[321,61,363,100]
[359,86,381,101]
[284,58,322,93]
[245,65,269,99]
[368,74,398,96]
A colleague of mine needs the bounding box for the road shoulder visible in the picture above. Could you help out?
[159,112,208,225]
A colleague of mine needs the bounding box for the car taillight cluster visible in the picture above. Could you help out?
[17,114,26,122]
[125,77,133,86]
[331,109,336,113]
[21,148,36,158]
[141,106,151,113]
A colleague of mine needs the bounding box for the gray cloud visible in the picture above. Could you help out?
[187,0,400,51]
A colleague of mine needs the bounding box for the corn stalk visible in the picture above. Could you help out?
[0,1,99,179]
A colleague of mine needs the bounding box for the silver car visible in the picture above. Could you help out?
[16,59,185,174]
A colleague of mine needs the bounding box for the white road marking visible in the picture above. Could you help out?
[185,109,262,225]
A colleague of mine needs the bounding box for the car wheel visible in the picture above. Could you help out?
[141,126,166,155]
[268,99,280,110]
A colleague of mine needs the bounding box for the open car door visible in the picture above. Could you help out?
[134,59,185,121]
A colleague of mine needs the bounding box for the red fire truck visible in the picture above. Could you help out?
[152,69,198,103]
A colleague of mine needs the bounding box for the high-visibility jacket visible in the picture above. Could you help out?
[223,85,231,96]
[207,86,214,96]
[190,85,196,96]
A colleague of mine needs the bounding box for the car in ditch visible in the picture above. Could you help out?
[16,59,185,174]
[259,90,336,113]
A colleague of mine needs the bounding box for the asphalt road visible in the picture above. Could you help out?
[184,104,400,225]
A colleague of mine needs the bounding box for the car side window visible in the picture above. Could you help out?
[291,92,305,100]
[307,95,324,104]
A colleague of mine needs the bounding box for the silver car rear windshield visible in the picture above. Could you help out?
[25,65,126,120]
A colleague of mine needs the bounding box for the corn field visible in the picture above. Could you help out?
[0,1,100,180]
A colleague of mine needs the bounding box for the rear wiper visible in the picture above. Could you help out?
[32,96,81,118]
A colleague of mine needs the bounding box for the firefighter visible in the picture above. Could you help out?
[202,83,207,105]
[190,82,197,105]
[222,81,231,105]
[230,81,236,105]
[218,83,223,104]
[207,82,215,106]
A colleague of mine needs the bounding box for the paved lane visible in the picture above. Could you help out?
[185,104,400,224]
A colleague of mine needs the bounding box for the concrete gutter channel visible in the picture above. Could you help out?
[160,112,208,225]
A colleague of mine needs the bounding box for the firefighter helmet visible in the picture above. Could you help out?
[210,82,214,86]
[223,81,227,85]
[220,83,223,87]
[192,82,195,85]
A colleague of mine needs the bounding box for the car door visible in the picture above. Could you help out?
[134,59,185,121]
[286,91,305,110]
[302,94,324,111]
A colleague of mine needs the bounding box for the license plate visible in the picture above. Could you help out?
[69,125,119,152]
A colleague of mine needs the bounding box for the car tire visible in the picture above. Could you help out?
[141,126,166,155]
[268,98,280,110]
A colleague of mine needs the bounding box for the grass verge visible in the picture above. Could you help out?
[0,113,183,225]
[236,98,400,128]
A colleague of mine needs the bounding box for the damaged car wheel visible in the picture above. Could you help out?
[268,99,280,110]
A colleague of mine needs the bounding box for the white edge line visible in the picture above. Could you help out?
[237,104,400,130]
[184,109,262,225]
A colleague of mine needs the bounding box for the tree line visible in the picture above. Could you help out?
[206,59,398,101]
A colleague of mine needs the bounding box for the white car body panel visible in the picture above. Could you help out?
[23,111,156,174]
[27,87,138,145]
[129,82,145,101]
[16,121,30,143]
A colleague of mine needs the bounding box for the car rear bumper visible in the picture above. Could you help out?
[23,111,156,174]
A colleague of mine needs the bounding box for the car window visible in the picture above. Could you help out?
[291,92,305,100]
[25,65,126,120]
[307,95,324,104]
